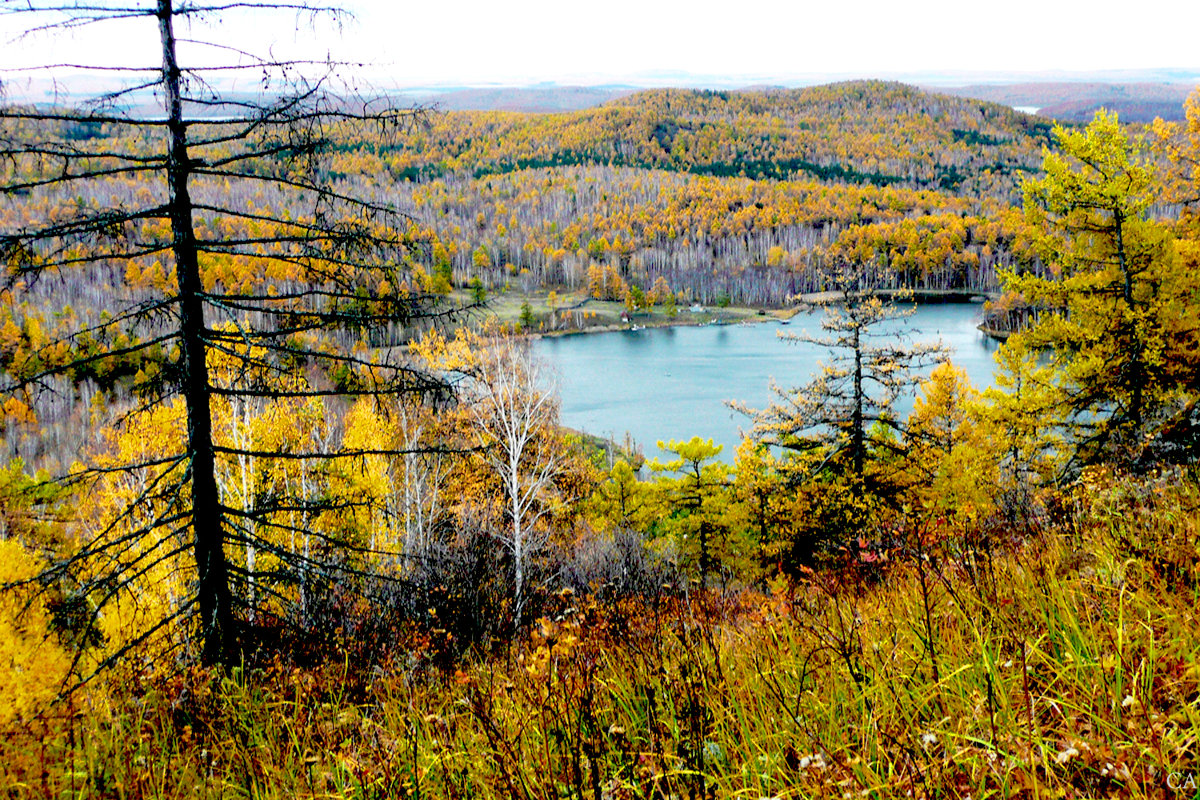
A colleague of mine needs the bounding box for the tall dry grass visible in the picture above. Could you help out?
[4,466,1198,798]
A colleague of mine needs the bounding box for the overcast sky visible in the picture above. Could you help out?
[1,0,1198,89]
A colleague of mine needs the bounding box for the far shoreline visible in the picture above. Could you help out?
[529,307,788,340]
[508,289,996,341]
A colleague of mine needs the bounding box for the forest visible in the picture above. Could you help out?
[3,1,1200,797]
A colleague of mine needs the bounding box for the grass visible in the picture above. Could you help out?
[3,466,1199,798]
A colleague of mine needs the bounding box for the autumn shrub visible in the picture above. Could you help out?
[239,522,687,676]
[253,521,518,671]
[405,521,515,655]
[1072,463,1200,591]
[557,527,683,601]
[773,476,879,576]
[0,540,74,727]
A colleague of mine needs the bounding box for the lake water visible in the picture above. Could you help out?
[534,303,1001,461]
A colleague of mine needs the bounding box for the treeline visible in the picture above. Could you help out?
[330,80,1054,307]
[401,166,1034,305]
[359,82,1056,302]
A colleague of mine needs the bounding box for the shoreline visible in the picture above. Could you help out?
[793,288,1000,305]
[976,324,1013,341]
[530,308,790,340]
[527,291,997,341]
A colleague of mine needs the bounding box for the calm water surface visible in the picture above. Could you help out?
[534,303,1000,460]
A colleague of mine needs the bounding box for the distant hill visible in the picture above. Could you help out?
[939,82,1197,123]
[388,82,1051,202]
[422,86,634,113]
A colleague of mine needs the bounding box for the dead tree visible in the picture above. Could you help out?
[0,0,459,668]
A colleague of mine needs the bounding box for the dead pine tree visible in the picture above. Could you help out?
[0,0,461,670]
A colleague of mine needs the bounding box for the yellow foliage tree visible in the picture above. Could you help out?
[0,539,73,724]
[904,362,1001,530]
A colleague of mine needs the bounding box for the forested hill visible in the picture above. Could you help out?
[387,81,1052,201]
[0,82,1055,362]
[349,83,1055,306]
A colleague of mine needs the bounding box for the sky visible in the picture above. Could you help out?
[1,0,1198,91]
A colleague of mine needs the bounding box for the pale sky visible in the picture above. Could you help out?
[1,0,1198,90]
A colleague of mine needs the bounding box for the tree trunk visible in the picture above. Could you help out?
[1112,209,1145,428]
[158,0,233,666]
[693,463,712,582]
[511,454,524,629]
[852,323,864,479]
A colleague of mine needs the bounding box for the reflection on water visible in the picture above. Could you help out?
[535,304,1000,461]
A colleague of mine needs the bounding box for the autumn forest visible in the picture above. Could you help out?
[2,1,1200,797]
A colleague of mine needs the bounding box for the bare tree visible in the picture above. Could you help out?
[394,397,452,560]
[0,0,458,668]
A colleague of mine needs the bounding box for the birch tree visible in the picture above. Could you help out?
[466,336,563,628]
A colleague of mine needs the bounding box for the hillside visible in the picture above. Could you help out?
[346,83,1051,308]
[306,82,1051,309]
[6,465,1199,798]
[387,82,1052,200]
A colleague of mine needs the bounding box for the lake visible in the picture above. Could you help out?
[533,303,1001,461]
